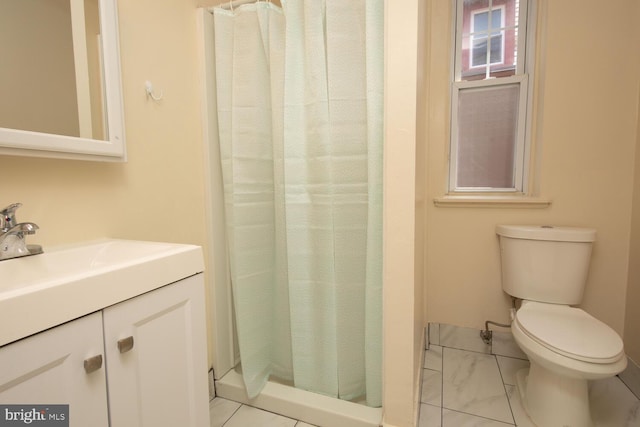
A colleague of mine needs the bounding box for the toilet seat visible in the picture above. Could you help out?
[515,301,624,364]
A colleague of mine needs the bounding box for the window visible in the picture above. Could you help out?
[450,0,533,193]
[471,8,504,68]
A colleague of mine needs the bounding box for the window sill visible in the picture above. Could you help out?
[433,195,552,209]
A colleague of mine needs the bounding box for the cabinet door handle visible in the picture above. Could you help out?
[84,354,103,374]
[117,336,134,353]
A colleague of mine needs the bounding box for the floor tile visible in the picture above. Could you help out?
[491,331,527,360]
[209,397,241,427]
[419,403,442,427]
[429,323,440,346]
[421,368,442,406]
[442,348,514,424]
[213,324,640,427]
[440,324,491,354]
[504,385,535,427]
[223,405,297,427]
[442,409,515,426]
[620,359,640,401]
[590,376,640,427]
[496,356,529,386]
[425,346,443,371]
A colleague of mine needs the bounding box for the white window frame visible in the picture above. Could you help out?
[470,6,505,69]
[449,0,534,194]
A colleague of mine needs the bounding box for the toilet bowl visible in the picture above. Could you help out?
[496,225,627,427]
[511,301,626,427]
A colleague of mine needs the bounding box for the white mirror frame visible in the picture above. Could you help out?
[0,0,126,162]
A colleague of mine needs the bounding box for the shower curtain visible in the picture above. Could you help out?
[213,0,383,407]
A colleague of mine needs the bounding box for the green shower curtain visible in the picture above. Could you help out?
[213,0,383,407]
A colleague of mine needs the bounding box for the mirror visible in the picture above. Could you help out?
[0,0,125,161]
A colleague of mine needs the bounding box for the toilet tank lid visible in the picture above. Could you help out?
[496,225,596,242]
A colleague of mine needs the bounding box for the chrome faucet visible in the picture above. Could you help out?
[0,203,43,261]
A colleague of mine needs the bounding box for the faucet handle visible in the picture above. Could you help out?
[0,203,22,231]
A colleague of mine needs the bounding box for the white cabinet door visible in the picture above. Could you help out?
[103,274,209,427]
[0,312,109,427]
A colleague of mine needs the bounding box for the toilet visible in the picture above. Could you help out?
[496,225,627,427]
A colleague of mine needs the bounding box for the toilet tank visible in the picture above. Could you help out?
[496,225,596,305]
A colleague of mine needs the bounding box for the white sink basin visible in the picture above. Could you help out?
[0,239,204,346]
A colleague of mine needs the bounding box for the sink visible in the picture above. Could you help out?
[0,239,204,346]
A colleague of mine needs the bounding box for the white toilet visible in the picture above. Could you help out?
[496,225,627,427]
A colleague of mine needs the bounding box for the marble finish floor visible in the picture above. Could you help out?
[419,344,640,427]
[209,325,640,426]
[210,397,316,427]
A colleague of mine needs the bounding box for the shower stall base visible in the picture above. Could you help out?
[215,368,382,427]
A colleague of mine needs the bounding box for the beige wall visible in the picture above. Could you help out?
[424,0,640,354]
[383,1,423,425]
[413,0,429,424]
[0,0,212,376]
[0,0,208,307]
[0,0,79,136]
[85,0,106,140]
[625,88,640,364]
[1,1,423,426]
[5,0,637,424]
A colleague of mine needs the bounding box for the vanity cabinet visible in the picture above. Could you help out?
[103,274,209,427]
[0,274,209,427]
[0,311,110,426]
